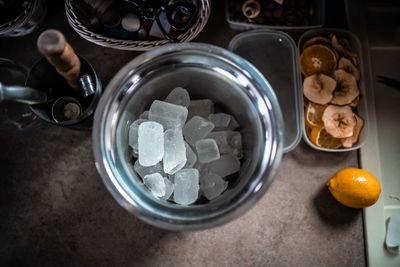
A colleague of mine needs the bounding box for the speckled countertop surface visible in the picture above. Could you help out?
[0,1,365,266]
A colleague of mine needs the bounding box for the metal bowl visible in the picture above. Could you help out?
[26,56,102,126]
[93,43,284,230]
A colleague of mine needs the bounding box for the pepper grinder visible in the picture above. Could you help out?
[37,29,81,91]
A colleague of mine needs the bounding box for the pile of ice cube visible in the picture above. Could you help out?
[128,87,242,205]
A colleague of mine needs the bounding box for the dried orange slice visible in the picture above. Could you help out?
[302,36,331,51]
[300,44,337,77]
[302,36,340,59]
[305,102,327,129]
[310,124,342,149]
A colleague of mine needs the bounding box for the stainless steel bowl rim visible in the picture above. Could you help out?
[93,43,284,230]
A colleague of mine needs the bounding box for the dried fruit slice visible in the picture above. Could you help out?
[338,57,360,80]
[303,96,310,108]
[303,74,337,105]
[322,105,356,138]
[303,36,339,59]
[331,34,357,58]
[300,44,338,76]
[341,114,364,148]
[350,56,358,66]
[305,102,327,128]
[310,124,342,149]
[302,36,332,50]
[331,69,360,105]
[349,96,360,108]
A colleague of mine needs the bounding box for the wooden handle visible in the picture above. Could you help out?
[37,29,81,91]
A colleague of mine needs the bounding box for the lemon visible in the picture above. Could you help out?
[310,124,342,149]
[328,168,381,208]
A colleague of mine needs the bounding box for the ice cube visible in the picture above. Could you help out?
[162,177,174,200]
[229,116,239,130]
[129,119,147,155]
[208,113,229,130]
[134,160,165,179]
[229,131,242,148]
[188,99,214,119]
[207,155,240,177]
[163,129,187,174]
[149,100,188,130]
[195,139,220,163]
[139,111,149,119]
[184,142,197,168]
[208,113,239,130]
[194,161,208,174]
[200,172,228,200]
[208,131,242,158]
[138,121,164,166]
[164,87,190,107]
[167,173,175,183]
[144,173,165,198]
[207,131,230,153]
[183,116,215,145]
[173,169,199,205]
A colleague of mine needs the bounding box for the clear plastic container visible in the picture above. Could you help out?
[225,0,325,31]
[229,30,302,153]
[298,28,369,152]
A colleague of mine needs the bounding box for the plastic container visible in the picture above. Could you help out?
[229,30,302,153]
[225,0,325,31]
[298,28,369,152]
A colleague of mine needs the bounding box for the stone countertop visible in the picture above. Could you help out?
[0,1,365,266]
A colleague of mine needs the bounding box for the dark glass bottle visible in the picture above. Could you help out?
[157,0,199,40]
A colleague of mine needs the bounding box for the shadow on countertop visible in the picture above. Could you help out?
[289,142,361,226]
[313,184,361,226]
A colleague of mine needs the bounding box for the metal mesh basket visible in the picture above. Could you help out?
[65,0,211,51]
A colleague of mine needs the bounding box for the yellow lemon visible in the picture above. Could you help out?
[328,168,381,208]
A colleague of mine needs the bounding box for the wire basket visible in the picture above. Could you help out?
[65,0,211,51]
